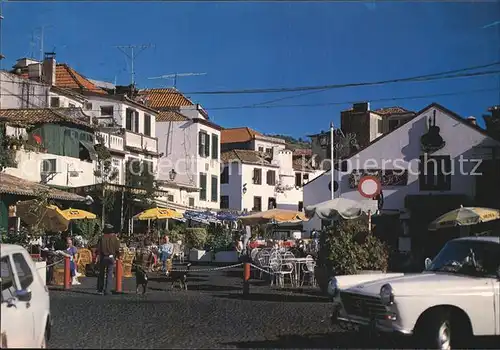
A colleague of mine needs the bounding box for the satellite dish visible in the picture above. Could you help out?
[84,195,94,205]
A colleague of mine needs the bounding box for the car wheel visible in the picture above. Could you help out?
[419,312,452,350]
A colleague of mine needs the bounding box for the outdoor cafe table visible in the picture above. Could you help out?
[282,257,310,287]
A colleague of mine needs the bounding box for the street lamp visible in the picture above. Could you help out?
[169,169,177,181]
[318,131,329,148]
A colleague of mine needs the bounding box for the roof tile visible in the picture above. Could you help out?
[221,149,276,167]
[0,108,92,128]
[156,110,189,122]
[138,88,194,109]
[373,106,414,116]
[0,173,85,201]
[55,64,107,94]
[221,127,262,144]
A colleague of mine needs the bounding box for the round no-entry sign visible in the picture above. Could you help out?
[358,176,381,198]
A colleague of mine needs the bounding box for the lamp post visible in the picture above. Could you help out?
[330,122,335,200]
[169,169,177,181]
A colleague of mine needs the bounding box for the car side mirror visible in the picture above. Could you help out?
[15,289,32,302]
[424,258,432,270]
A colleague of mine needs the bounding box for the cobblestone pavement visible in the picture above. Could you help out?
[48,265,497,349]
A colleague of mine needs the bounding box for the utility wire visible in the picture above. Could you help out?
[244,61,500,107]
[206,87,500,111]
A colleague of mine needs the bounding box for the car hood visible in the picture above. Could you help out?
[335,273,405,290]
[344,272,493,297]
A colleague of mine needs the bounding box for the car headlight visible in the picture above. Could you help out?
[327,277,339,297]
[380,284,394,305]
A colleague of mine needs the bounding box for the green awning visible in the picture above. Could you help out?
[79,140,97,161]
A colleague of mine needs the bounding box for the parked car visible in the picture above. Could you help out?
[328,236,500,349]
[1,244,51,348]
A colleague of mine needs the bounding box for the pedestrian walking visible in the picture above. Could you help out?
[158,235,173,275]
[96,224,121,295]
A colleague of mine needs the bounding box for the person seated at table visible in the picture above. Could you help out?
[158,236,173,275]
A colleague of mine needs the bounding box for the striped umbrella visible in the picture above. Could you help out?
[428,206,500,230]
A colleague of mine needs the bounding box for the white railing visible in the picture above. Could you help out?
[124,130,158,153]
[97,132,125,152]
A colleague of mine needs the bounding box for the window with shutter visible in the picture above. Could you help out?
[188,197,195,207]
[134,111,139,132]
[253,168,262,185]
[211,134,219,159]
[220,195,229,209]
[199,173,207,200]
[266,170,276,185]
[144,114,151,136]
[204,133,210,158]
[198,131,205,157]
[211,175,218,202]
[221,166,229,183]
[253,196,262,212]
[126,109,133,130]
[295,173,302,187]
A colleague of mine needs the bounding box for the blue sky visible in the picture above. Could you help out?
[2,1,499,138]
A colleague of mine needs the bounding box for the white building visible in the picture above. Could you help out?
[154,108,221,211]
[303,103,500,254]
[220,127,322,212]
[0,108,99,188]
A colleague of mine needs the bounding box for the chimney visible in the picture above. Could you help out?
[28,63,42,80]
[352,102,370,113]
[41,52,56,86]
[466,116,477,126]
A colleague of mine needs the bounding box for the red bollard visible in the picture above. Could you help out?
[115,259,123,293]
[63,256,71,290]
[243,262,250,296]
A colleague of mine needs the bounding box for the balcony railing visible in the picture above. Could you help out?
[97,132,125,152]
[124,130,158,153]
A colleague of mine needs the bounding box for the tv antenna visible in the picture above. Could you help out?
[148,72,206,88]
[114,44,154,86]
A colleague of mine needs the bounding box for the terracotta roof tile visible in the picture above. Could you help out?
[221,127,262,144]
[55,64,107,94]
[221,149,277,167]
[156,110,189,122]
[138,88,194,109]
[0,173,85,201]
[373,106,414,116]
[292,148,312,156]
[0,108,92,128]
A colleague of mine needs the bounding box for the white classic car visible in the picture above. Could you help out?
[329,236,500,349]
[1,244,52,348]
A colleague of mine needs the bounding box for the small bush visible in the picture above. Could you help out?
[320,217,389,275]
[205,231,233,252]
[184,228,208,250]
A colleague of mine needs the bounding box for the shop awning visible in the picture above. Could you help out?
[79,140,97,161]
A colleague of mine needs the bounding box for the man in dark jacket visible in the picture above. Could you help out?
[96,224,121,295]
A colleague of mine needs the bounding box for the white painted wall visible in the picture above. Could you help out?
[369,112,383,141]
[156,119,221,210]
[220,162,243,210]
[276,169,323,211]
[303,105,500,232]
[253,139,286,152]
[0,72,48,109]
[48,91,84,109]
[241,163,279,212]
[4,150,96,188]
[85,96,156,138]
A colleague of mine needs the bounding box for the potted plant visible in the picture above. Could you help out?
[185,228,210,262]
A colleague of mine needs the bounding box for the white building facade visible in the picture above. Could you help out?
[155,107,221,210]
[303,103,500,252]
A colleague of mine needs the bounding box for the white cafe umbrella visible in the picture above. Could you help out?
[305,198,378,221]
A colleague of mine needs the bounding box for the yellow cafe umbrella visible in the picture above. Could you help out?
[16,200,69,233]
[133,207,183,221]
[428,206,500,231]
[61,208,97,220]
[239,208,308,226]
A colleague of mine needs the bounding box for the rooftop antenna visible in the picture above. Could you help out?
[114,44,154,86]
[148,72,207,89]
[35,25,53,61]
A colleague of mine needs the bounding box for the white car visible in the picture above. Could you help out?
[1,244,51,348]
[329,236,500,349]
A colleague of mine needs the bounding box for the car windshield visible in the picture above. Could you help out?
[427,240,500,277]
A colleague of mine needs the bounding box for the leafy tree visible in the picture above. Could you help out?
[125,157,159,208]
[93,134,118,226]
[0,123,17,171]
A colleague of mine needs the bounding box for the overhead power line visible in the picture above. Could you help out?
[244,60,500,108]
[206,87,500,111]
